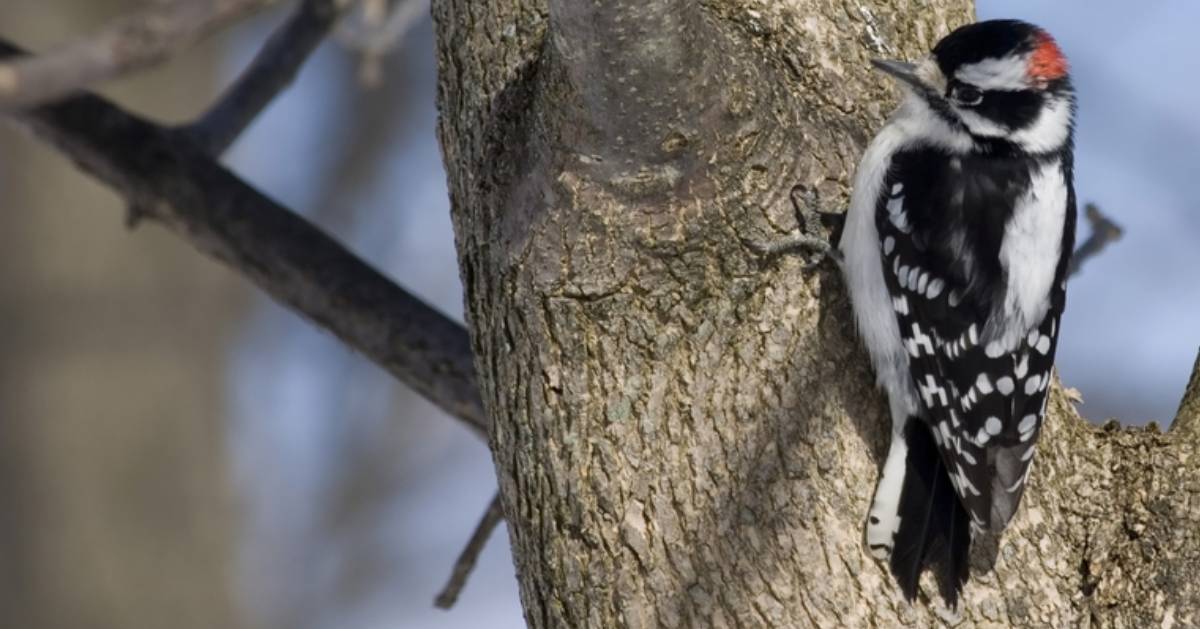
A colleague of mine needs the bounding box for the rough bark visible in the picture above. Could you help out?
[433,1,1200,626]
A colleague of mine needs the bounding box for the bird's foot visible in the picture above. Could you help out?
[745,186,845,269]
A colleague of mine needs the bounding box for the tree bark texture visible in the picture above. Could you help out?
[433,1,1200,626]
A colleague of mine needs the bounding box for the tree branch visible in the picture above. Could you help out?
[1171,349,1200,438]
[128,0,345,228]
[184,0,346,154]
[0,39,487,436]
[0,0,283,110]
[334,0,429,87]
[434,492,504,609]
[1067,202,1123,278]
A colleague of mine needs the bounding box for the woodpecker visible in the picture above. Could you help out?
[839,20,1076,605]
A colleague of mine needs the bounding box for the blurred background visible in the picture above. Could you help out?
[0,1,1194,627]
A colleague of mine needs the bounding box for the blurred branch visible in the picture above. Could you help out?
[185,0,346,154]
[0,0,282,110]
[0,39,488,437]
[1067,202,1124,278]
[130,0,345,227]
[335,0,429,87]
[435,492,504,609]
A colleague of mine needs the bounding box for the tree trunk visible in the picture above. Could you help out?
[432,1,1200,626]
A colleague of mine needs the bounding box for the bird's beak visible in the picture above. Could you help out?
[870,59,924,91]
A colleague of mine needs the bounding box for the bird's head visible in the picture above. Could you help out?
[874,20,1074,154]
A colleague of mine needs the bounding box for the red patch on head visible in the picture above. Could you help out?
[1028,31,1068,82]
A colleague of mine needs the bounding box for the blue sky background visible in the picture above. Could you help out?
[222,3,1200,627]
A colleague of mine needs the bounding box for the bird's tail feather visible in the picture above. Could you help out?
[881,418,971,606]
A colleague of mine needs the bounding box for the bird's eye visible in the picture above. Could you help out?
[953,85,984,106]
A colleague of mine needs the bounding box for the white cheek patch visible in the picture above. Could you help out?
[956,55,1032,91]
[1011,96,1073,154]
[956,108,1009,139]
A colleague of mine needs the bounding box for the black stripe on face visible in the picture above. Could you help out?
[965,87,1046,134]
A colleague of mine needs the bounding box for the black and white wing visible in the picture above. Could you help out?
[876,148,1074,532]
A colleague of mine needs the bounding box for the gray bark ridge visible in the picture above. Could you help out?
[433,0,1200,626]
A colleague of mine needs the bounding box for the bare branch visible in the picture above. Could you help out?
[335,0,429,87]
[0,0,284,110]
[434,492,504,609]
[0,39,487,436]
[129,0,345,228]
[1068,202,1124,278]
[1172,349,1200,437]
[185,0,346,154]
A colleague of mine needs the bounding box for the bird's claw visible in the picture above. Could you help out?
[745,186,845,269]
[745,233,841,269]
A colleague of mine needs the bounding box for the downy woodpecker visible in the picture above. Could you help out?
[840,19,1076,605]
